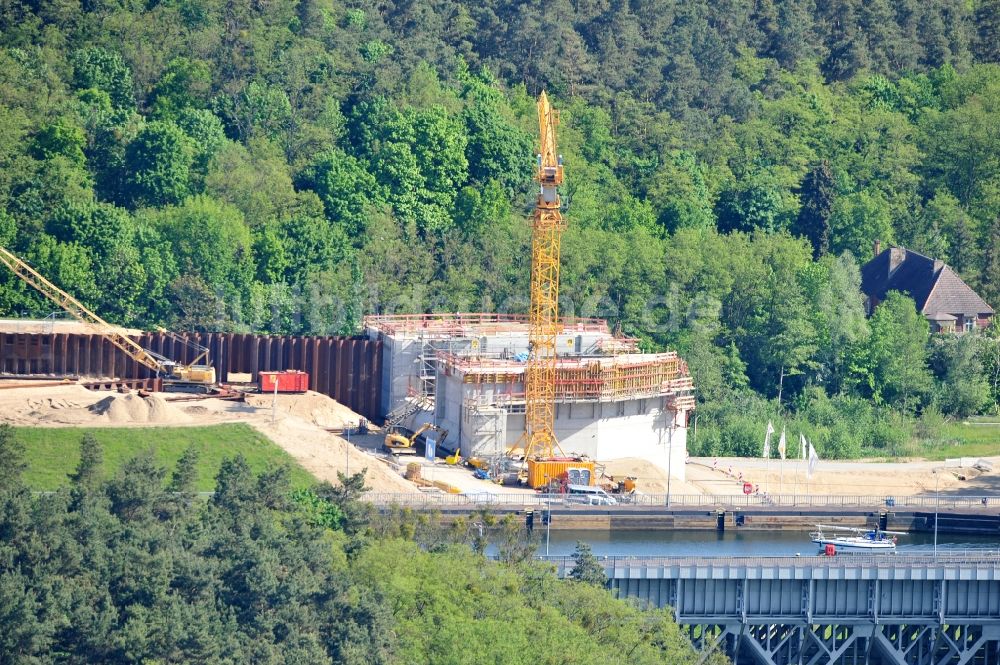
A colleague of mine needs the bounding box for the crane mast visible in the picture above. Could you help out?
[522,91,566,463]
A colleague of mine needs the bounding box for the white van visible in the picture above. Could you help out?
[566,484,617,506]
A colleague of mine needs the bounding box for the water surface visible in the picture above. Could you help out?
[533,529,1000,557]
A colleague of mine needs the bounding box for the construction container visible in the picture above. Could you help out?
[527,458,596,489]
[258,370,310,393]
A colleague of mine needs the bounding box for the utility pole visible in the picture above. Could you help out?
[665,399,674,507]
[546,496,552,556]
[271,377,278,425]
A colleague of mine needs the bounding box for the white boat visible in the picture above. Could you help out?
[810,524,904,552]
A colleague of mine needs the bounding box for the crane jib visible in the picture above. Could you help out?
[0,245,214,386]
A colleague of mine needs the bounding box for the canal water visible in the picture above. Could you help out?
[535,529,1000,557]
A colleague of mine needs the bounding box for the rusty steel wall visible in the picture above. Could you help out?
[0,331,383,420]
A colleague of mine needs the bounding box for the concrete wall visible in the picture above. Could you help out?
[368,327,615,417]
[436,371,689,481]
[375,334,418,417]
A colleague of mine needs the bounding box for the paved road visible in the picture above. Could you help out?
[692,456,1000,472]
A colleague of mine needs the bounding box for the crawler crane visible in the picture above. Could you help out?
[0,246,216,390]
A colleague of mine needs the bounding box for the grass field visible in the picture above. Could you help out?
[15,424,316,491]
[912,421,1000,460]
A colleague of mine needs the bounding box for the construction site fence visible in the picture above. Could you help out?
[364,493,1000,509]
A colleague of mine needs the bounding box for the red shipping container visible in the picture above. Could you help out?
[258,370,310,393]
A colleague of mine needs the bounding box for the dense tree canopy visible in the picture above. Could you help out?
[0,428,721,664]
[0,0,999,455]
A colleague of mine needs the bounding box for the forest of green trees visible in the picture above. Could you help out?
[1,0,1000,455]
[0,427,725,664]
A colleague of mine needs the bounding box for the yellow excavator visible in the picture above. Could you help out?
[0,245,216,390]
[383,422,448,455]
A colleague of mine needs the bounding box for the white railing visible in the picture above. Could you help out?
[364,492,1000,509]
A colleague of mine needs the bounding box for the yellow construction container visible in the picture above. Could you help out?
[526,458,596,489]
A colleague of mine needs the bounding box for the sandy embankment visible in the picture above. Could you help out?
[0,383,416,493]
[4,382,998,497]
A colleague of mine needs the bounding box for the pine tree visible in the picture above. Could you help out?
[975,0,1000,63]
[167,444,199,494]
[980,218,1000,308]
[793,161,836,257]
[69,432,103,488]
[569,541,608,586]
[0,424,26,489]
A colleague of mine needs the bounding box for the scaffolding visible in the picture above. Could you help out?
[446,352,696,404]
[363,312,610,338]
[415,329,452,399]
[383,389,435,430]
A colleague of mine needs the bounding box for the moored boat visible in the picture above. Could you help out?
[810,524,904,552]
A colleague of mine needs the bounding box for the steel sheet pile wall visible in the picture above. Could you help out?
[0,332,382,419]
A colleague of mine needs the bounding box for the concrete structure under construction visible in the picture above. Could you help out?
[364,314,695,481]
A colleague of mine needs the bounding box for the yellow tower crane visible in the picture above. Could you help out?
[513,92,595,488]
[0,245,216,390]
[523,91,564,461]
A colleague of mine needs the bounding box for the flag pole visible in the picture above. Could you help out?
[794,434,799,504]
[762,421,774,498]
[766,421,772,496]
[778,426,785,497]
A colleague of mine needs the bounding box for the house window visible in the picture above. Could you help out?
[964,317,975,332]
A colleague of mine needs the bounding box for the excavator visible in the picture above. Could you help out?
[0,245,216,391]
[383,422,449,455]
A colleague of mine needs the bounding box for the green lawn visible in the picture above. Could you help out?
[913,421,1000,461]
[16,424,315,491]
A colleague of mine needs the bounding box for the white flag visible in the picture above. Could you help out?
[763,421,774,458]
[800,433,807,460]
[777,427,787,460]
[807,441,819,478]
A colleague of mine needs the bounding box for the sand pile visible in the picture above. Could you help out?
[0,383,101,425]
[88,393,191,425]
[23,395,88,412]
[601,457,710,495]
[244,391,361,429]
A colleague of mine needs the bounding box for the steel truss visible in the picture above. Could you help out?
[686,623,1000,665]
